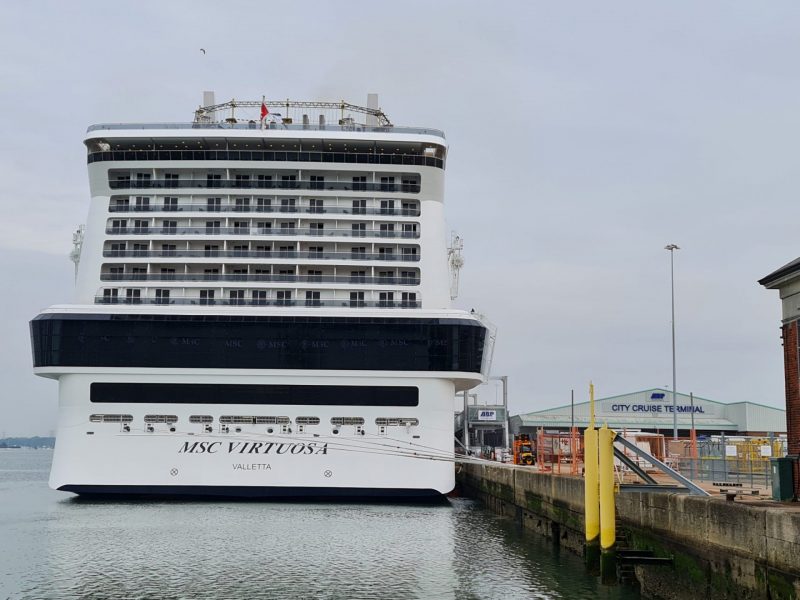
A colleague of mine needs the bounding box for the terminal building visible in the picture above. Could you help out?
[509,388,786,438]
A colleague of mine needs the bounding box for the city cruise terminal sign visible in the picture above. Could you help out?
[608,392,705,414]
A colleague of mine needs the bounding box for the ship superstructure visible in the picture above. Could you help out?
[30,96,493,498]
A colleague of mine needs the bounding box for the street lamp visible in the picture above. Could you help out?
[665,244,680,440]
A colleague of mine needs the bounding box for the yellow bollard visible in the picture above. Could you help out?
[584,426,599,544]
[599,425,616,550]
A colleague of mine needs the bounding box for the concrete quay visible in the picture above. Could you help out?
[457,462,800,600]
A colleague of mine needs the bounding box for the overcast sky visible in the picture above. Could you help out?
[1,1,798,436]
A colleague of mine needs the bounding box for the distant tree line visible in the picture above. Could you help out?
[0,437,55,448]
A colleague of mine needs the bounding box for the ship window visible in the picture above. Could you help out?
[89,383,420,406]
[401,201,417,215]
[220,415,290,425]
[189,415,214,423]
[155,289,170,304]
[295,417,320,425]
[378,292,394,307]
[90,414,133,423]
[144,415,178,423]
[375,418,419,427]
[305,291,321,306]
[330,417,365,426]
[349,291,365,307]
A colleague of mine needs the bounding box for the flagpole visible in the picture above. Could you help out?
[261,95,266,129]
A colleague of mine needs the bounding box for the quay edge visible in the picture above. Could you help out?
[457,462,800,600]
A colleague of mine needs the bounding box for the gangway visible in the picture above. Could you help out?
[614,434,709,496]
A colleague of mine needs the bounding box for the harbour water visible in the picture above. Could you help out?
[0,450,639,599]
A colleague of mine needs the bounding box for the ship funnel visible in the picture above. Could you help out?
[366,93,379,126]
[201,91,216,122]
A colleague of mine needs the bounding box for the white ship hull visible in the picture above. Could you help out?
[44,370,470,498]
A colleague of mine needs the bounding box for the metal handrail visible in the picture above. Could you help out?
[107,179,421,193]
[102,250,420,261]
[99,273,420,285]
[108,204,421,217]
[105,227,420,238]
[94,296,421,308]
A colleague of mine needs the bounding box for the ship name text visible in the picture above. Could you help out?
[179,441,329,455]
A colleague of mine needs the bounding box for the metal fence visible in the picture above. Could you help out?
[670,438,787,489]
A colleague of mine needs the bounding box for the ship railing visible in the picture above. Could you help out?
[87,122,445,138]
[94,296,421,308]
[107,179,421,193]
[91,150,443,169]
[102,250,420,261]
[108,204,421,217]
[105,227,420,239]
[99,273,420,285]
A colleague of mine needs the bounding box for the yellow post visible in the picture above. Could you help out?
[584,381,599,545]
[599,425,616,550]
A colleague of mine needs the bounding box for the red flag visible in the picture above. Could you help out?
[260,102,269,120]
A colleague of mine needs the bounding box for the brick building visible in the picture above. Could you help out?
[759,258,800,500]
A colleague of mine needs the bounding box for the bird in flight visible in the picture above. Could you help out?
[200,48,206,54]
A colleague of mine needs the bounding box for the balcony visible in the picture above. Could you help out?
[107,179,421,193]
[94,296,421,309]
[103,249,420,261]
[108,203,421,217]
[99,273,420,285]
[105,226,420,239]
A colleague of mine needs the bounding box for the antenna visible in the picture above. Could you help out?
[69,225,85,282]
[447,232,464,300]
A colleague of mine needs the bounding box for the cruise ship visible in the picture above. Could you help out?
[30,95,494,498]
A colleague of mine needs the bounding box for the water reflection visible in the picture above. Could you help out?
[1,451,638,599]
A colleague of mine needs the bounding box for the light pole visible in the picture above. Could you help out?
[490,375,509,453]
[665,244,680,440]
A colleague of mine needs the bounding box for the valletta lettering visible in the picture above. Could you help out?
[179,441,328,455]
